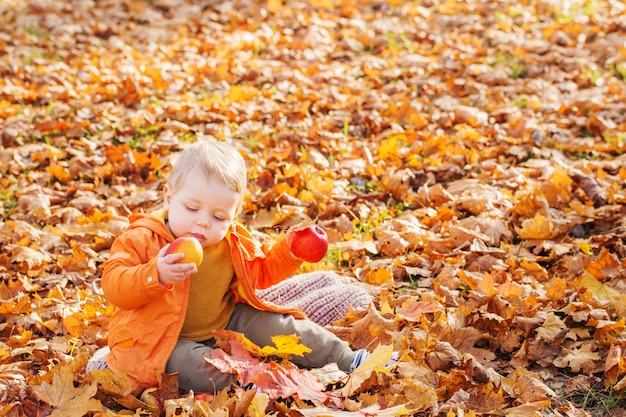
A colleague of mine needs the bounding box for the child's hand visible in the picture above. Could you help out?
[157,244,198,286]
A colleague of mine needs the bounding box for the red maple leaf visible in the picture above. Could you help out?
[205,340,327,401]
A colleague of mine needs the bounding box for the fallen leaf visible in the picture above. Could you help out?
[31,365,103,417]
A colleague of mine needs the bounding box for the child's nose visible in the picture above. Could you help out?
[197,214,211,229]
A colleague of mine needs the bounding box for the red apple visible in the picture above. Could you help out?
[286,224,329,262]
[166,236,203,267]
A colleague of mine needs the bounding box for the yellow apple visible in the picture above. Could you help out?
[166,237,203,267]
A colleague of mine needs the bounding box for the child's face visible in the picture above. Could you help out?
[163,167,240,247]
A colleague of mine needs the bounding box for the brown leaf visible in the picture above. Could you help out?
[553,343,600,374]
[425,341,461,372]
[570,169,608,206]
[503,368,556,403]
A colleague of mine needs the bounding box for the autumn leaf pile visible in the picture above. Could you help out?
[1,0,626,415]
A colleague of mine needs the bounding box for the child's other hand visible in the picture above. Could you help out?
[157,244,198,286]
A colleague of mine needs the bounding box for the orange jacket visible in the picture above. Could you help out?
[101,210,305,392]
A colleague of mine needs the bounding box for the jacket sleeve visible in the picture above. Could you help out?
[253,238,303,289]
[231,224,303,291]
[101,228,171,310]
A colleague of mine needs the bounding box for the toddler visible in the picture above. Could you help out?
[98,140,370,394]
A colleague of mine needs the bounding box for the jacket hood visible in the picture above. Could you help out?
[127,209,173,242]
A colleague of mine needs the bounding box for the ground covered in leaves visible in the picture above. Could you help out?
[1,0,626,416]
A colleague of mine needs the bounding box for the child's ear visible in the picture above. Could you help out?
[163,184,172,207]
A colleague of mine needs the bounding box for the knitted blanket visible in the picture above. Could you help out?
[256,271,372,327]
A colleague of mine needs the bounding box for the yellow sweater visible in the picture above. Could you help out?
[180,240,236,341]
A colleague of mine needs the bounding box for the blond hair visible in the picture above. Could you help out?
[168,140,247,210]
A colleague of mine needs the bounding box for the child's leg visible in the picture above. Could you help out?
[228,304,357,371]
[166,305,360,393]
[165,339,237,393]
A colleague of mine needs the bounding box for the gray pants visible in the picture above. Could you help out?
[166,303,357,393]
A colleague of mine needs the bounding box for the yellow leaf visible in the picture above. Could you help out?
[576,240,593,255]
[213,330,263,357]
[365,268,393,285]
[594,319,625,345]
[512,191,547,218]
[0,99,14,110]
[306,176,333,196]
[341,344,394,397]
[260,334,312,359]
[47,285,65,301]
[546,277,567,300]
[62,314,87,338]
[87,369,148,410]
[308,0,334,10]
[379,295,394,315]
[227,85,256,102]
[267,0,282,13]
[46,162,72,184]
[297,189,316,204]
[410,113,429,130]
[544,165,572,205]
[519,259,548,281]
[377,136,399,160]
[576,272,620,303]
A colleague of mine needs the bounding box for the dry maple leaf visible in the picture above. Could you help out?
[553,343,600,374]
[569,168,608,206]
[396,378,438,413]
[5,244,52,270]
[425,340,461,372]
[575,272,621,307]
[515,213,565,240]
[535,312,567,343]
[502,368,556,404]
[86,368,150,410]
[31,365,103,417]
[397,298,445,321]
[328,304,398,349]
[602,344,625,387]
[584,247,621,282]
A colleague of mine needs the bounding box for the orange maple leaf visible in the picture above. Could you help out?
[585,247,620,281]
